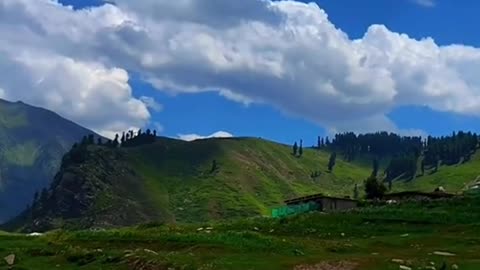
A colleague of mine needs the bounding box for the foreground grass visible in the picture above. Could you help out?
[2,196,480,269]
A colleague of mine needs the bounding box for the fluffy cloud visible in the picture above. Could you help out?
[0,47,149,137]
[139,96,163,112]
[2,0,480,135]
[178,131,234,142]
[0,0,148,137]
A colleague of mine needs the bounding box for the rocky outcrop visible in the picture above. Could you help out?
[4,145,162,232]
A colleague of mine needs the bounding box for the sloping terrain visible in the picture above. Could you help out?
[6,137,372,231]
[0,99,99,222]
[126,137,372,223]
[8,134,480,232]
[393,151,480,193]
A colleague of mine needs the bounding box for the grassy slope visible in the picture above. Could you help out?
[1,195,480,270]
[393,151,480,193]
[126,137,371,223]
[8,136,480,230]
[126,136,480,223]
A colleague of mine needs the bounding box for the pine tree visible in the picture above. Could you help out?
[153,130,157,137]
[121,132,126,144]
[112,134,119,147]
[292,142,298,156]
[372,158,379,177]
[317,136,321,149]
[210,160,218,173]
[364,175,386,199]
[97,137,103,145]
[328,152,337,172]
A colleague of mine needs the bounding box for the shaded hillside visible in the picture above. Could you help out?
[6,137,372,231]
[0,99,99,221]
[4,145,163,232]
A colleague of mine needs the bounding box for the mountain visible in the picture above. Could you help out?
[5,136,373,231]
[0,99,99,222]
[6,131,480,232]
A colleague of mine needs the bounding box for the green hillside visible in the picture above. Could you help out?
[8,133,480,232]
[127,137,371,222]
[0,99,100,222]
[394,151,480,193]
[5,137,373,231]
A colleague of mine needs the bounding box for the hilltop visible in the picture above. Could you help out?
[0,99,100,222]
[5,136,373,231]
[7,131,480,232]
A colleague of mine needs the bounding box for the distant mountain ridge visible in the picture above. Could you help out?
[0,98,100,222]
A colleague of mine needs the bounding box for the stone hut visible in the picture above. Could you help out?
[284,193,358,212]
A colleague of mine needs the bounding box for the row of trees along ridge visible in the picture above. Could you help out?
[75,129,158,149]
[295,131,479,180]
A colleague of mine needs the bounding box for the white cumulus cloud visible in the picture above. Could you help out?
[0,0,149,137]
[1,0,480,135]
[178,131,234,142]
[140,96,163,112]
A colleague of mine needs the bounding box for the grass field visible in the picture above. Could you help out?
[125,137,372,223]
[126,137,480,223]
[2,194,480,269]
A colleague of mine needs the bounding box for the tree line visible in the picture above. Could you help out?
[74,129,158,149]
[313,131,479,180]
[295,131,479,199]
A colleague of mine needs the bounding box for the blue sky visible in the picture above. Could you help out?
[42,0,480,144]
